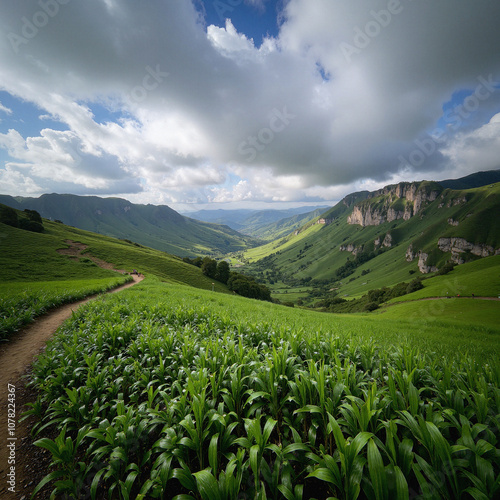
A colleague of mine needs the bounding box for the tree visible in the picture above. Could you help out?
[215,261,230,284]
[24,209,42,224]
[201,257,217,279]
[227,272,272,302]
[406,278,424,294]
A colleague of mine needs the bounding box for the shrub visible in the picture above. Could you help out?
[364,301,379,312]
[18,219,44,233]
[0,205,19,227]
[436,262,455,276]
[406,278,424,294]
[24,209,43,223]
[201,257,217,279]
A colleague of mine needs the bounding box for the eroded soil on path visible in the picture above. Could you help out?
[0,242,143,498]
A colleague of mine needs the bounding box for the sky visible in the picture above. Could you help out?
[0,0,499,212]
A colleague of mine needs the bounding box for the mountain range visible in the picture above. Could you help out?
[183,206,329,238]
[2,169,500,279]
[0,193,259,257]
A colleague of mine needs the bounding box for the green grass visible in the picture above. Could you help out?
[242,223,323,262]
[377,298,500,331]
[0,277,131,339]
[0,214,234,338]
[0,219,231,293]
[113,279,500,363]
[0,222,120,282]
[27,279,500,499]
[390,255,500,302]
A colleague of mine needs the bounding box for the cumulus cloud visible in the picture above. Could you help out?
[0,0,498,207]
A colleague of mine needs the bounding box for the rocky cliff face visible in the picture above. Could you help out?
[347,206,385,226]
[437,237,500,264]
[347,181,442,227]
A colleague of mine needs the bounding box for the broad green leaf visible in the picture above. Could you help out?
[368,439,388,500]
[209,433,219,474]
[193,469,221,500]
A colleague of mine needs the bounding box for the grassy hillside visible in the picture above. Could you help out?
[0,206,235,337]
[0,193,260,256]
[240,183,500,304]
[0,214,230,292]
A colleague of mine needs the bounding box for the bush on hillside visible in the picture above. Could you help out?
[215,261,230,284]
[436,262,455,276]
[18,219,44,233]
[201,257,217,279]
[0,205,19,227]
[24,209,43,224]
[406,278,424,294]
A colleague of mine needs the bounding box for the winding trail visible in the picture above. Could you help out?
[0,242,144,499]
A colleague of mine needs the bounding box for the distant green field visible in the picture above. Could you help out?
[378,297,500,330]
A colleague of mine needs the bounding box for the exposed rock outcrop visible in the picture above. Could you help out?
[405,244,415,262]
[339,243,363,256]
[382,233,392,248]
[437,237,500,264]
[417,251,438,274]
[347,206,385,226]
[347,181,442,227]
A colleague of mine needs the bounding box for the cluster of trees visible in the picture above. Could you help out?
[227,273,272,302]
[0,206,44,233]
[183,256,231,284]
[183,256,272,302]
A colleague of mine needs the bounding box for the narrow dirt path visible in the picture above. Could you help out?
[0,243,144,499]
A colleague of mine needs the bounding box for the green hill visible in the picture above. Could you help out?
[0,203,235,337]
[240,181,500,304]
[0,193,260,257]
[0,204,230,291]
[248,207,328,241]
[438,168,500,190]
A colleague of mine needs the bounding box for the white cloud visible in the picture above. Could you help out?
[0,165,41,196]
[441,113,500,175]
[0,0,498,208]
[0,102,12,115]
